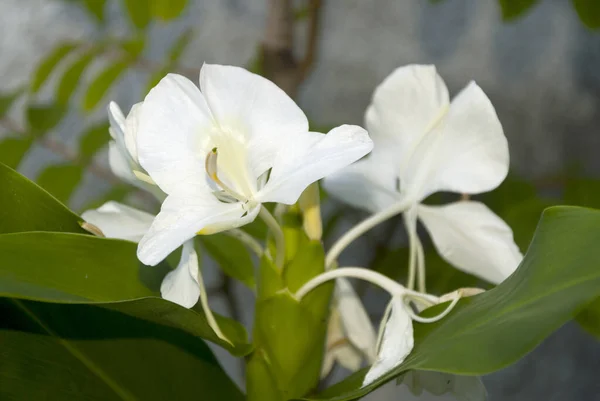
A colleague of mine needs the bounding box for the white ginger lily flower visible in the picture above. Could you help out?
[324,64,522,287]
[296,267,466,388]
[81,102,229,343]
[135,63,373,266]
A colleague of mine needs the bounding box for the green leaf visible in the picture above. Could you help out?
[31,43,78,93]
[37,164,83,204]
[56,50,96,105]
[0,162,86,234]
[152,0,188,21]
[26,103,66,135]
[572,0,600,29]
[83,60,130,111]
[79,123,110,162]
[576,296,600,339]
[83,0,107,22]
[123,0,151,30]
[0,90,23,118]
[0,298,244,401]
[120,37,145,59]
[498,0,540,21]
[0,231,253,356]
[303,206,600,400]
[169,29,193,63]
[0,137,32,169]
[199,234,255,288]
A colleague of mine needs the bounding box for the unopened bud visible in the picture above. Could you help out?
[298,183,322,241]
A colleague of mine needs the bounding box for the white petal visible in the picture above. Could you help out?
[362,297,414,387]
[81,201,154,242]
[335,278,377,363]
[257,125,373,205]
[137,73,215,194]
[199,63,308,179]
[108,140,137,185]
[323,152,399,213]
[124,102,142,164]
[137,189,246,266]
[160,240,201,308]
[321,307,364,377]
[108,101,126,142]
[417,201,522,285]
[410,82,508,201]
[365,65,449,177]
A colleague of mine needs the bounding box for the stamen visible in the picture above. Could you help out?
[205,148,246,202]
[403,290,462,324]
[80,221,105,237]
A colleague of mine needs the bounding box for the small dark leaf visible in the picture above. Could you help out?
[498,0,540,21]
[0,137,32,169]
[123,0,151,30]
[152,0,188,21]
[0,90,22,118]
[30,43,78,93]
[79,123,110,162]
[26,103,66,135]
[56,50,96,105]
[120,37,145,59]
[576,296,600,339]
[169,29,193,63]
[83,0,107,22]
[37,164,83,204]
[572,0,600,29]
[83,60,130,111]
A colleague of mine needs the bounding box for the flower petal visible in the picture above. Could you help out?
[160,240,201,308]
[199,63,309,179]
[321,307,364,377]
[81,201,154,242]
[257,125,373,205]
[123,102,142,164]
[108,140,137,185]
[417,201,522,285]
[365,65,449,175]
[362,297,414,387]
[335,278,377,363]
[137,73,215,194]
[410,82,508,201]
[137,189,246,266]
[323,153,399,213]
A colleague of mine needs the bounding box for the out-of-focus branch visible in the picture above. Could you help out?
[262,0,325,97]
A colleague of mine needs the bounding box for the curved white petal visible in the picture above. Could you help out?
[137,73,215,194]
[199,63,309,179]
[108,101,126,142]
[81,201,154,242]
[160,240,201,308]
[257,125,373,205]
[335,278,377,363]
[417,201,522,285]
[124,102,142,164]
[137,189,246,266]
[410,82,508,201]
[323,153,399,213]
[365,65,449,177]
[321,307,364,377]
[108,140,137,185]
[362,297,414,387]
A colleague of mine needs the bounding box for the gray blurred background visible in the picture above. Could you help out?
[1,0,600,400]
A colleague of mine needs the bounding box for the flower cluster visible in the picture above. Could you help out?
[83,63,520,387]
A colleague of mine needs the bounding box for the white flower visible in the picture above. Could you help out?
[135,63,373,266]
[324,65,522,286]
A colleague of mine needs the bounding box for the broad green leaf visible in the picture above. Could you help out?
[576,296,600,339]
[37,164,83,204]
[0,298,244,401]
[26,103,66,135]
[0,137,32,169]
[302,206,600,400]
[31,43,78,93]
[123,0,151,29]
[169,29,193,62]
[79,123,110,162]
[0,231,252,356]
[56,50,96,105]
[0,90,23,118]
[200,234,256,288]
[572,0,600,29]
[498,0,540,21]
[83,0,107,22]
[83,60,130,111]
[152,0,188,21]
[0,162,85,234]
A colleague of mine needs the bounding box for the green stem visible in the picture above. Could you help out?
[259,206,286,269]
